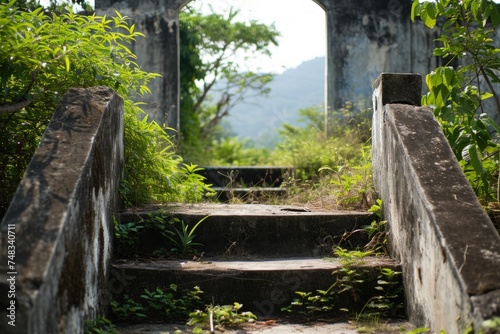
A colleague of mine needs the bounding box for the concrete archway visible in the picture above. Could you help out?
[96,0,438,132]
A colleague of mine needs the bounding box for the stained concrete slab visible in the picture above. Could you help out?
[116,319,416,333]
[114,257,399,272]
[122,203,372,216]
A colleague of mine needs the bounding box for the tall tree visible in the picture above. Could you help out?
[179,5,280,160]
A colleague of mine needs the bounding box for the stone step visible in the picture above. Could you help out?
[209,186,287,202]
[115,318,415,333]
[111,203,405,331]
[199,166,294,188]
[111,256,401,318]
[119,203,376,257]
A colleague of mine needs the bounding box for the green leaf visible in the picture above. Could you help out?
[411,0,420,22]
[466,144,485,176]
[64,56,70,72]
[421,2,438,28]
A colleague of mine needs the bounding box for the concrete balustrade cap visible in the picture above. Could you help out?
[373,73,422,106]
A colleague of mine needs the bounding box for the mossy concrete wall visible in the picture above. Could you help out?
[372,73,500,332]
[0,87,123,334]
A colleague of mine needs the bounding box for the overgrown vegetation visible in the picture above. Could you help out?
[411,0,500,203]
[250,103,375,211]
[282,201,404,322]
[0,1,209,218]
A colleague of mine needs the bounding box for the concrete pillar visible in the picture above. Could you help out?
[319,0,438,111]
[96,0,185,131]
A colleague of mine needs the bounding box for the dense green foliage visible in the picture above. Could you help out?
[0,1,208,216]
[412,0,500,202]
[276,103,372,178]
[179,4,279,163]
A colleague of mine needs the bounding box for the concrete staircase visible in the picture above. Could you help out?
[110,203,412,333]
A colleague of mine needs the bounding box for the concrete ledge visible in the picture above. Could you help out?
[0,87,123,334]
[372,73,500,332]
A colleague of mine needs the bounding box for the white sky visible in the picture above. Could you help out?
[186,0,327,74]
[41,0,327,74]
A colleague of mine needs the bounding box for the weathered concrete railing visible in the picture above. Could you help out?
[372,73,500,332]
[0,87,123,334]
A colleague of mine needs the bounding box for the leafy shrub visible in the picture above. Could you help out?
[412,0,500,202]
[0,2,209,217]
[275,104,372,179]
[267,104,375,210]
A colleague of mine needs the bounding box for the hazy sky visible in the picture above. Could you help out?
[41,0,327,74]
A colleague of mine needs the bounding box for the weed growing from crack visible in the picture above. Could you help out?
[356,267,404,321]
[164,216,208,256]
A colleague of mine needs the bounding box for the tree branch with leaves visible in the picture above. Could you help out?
[179,5,279,161]
[412,0,500,202]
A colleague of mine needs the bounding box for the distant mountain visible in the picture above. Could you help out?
[224,57,325,148]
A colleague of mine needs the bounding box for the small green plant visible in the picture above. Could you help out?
[114,213,208,258]
[111,294,147,320]
[368,199,383,219]
[84,315,118,334]
[334,246,373,266]
[140,285,204,320]
[114,221,145,242]
[111,285,204,322]
[165,216,209,256]
[113,218,145,258]
[187,302,257,332]
[357,267,404,321]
